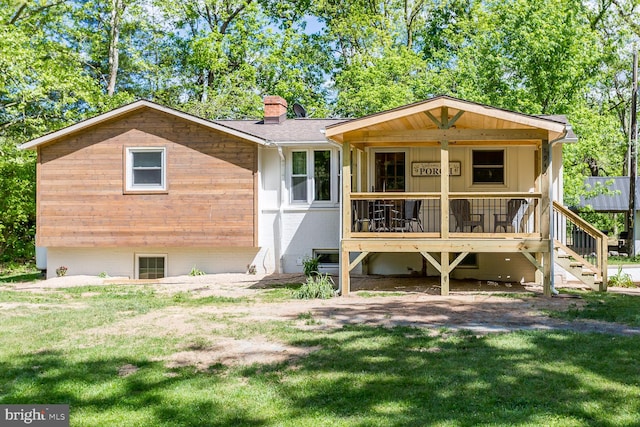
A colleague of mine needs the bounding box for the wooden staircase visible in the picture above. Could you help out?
[554,242,604,291]
[553,202,607,291]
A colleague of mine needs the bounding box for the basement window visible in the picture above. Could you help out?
[313,250,339,267]
[125,147,166,192]
[450,253,478,269]
[136,254,167,279]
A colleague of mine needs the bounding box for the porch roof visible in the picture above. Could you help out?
[325,95,572,146]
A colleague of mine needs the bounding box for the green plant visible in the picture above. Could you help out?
[608,265,635,288]
[98,271,109,278]
[247,264,257,275]
[294,273,336,299]
[302,257,319,277]
[55,266,67,277]
[297,311,314,320]
[189,266,205,276]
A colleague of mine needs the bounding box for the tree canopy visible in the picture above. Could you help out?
[0,0,638,262]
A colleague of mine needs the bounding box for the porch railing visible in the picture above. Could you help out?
[552,201,608,285]
[348,192,541,237]
[449,194,538,235]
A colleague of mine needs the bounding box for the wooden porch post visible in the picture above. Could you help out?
[540,138,553,296]
[440,139,450,295]
[340,141,352,295]
[441,140,450,239]
[534,149,543,286]
[441,252,450,295]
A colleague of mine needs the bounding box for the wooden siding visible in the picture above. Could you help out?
[37,108,257,248]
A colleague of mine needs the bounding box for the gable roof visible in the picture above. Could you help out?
[20,96,575,150]
[19,100,280,150]
[577,177,640,212]
[325,95,572,143]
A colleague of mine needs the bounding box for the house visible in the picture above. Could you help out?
[20,95,608,295]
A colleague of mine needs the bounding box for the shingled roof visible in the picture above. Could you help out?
[217,118,346,143]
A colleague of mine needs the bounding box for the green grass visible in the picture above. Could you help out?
[550,291,640,326]
[0,264,41,283]
[608,256,640,265]
[1,284,640,426]
[356,291,407,297]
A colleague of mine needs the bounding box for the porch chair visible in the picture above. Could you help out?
[352,200,370,232]
[493,199,528,232]
[390,199,424,232]
[450,199,484,232]
[369,200,388,231]
[354,200,387,231]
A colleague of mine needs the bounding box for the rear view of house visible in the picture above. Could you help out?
[21,95,608,294]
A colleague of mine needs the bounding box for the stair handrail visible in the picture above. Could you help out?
[553,201,608,287]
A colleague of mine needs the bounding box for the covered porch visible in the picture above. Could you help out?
[326,96,569,297]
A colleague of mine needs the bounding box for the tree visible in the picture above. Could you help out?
[452,0,601,114]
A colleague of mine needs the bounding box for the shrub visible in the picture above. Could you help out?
[294,274,336,299]
[608,265,635,288]
[302,257,319,277]
[55,266,67,277]
[189,266,205,276]
[247,264,257,275]
[98,271,109,278]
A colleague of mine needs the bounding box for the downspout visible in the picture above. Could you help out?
[338,140,344,295]
[548,127,572,295]
[323,130,344,294]
[277,145,285,273]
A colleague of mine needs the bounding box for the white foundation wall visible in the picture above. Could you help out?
[45,247,263,279]
[367,252,535,282]
[279,208,340,273]
[257,211,279,273]
[257,208,341,274]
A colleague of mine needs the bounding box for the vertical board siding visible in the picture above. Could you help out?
[37,109,257,247]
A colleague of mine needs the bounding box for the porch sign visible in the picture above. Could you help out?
[412,161,461,177]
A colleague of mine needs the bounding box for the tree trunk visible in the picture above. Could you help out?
[107,0,124,96]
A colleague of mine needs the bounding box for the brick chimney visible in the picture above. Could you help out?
[263,96,288,124]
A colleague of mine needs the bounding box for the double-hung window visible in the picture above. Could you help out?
[290,149,334,204]
[125,147,166,192]
[472,150,504,185]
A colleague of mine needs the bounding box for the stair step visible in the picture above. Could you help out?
[582,270,595,276]
[569,262,583,268]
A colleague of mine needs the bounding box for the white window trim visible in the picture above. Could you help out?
[467,148,508,189]
[290,150,308,203]
[287,148,338,205]
[134,253,167,279]
[125,147,167,192]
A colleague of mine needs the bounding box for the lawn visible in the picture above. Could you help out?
[0,283,639,426]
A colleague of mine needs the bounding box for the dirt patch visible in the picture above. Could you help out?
[159,337,319,370]
[81,308,227,339]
